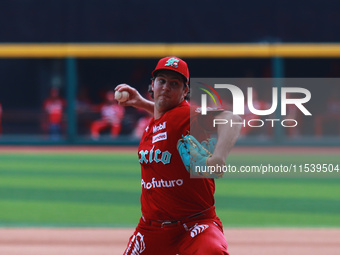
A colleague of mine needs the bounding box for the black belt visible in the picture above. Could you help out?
[142,206,215,228]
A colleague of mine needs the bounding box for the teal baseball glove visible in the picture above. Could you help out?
[177,134,221,178]
[201,137,217,154]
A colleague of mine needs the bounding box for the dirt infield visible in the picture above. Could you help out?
[0,228,339,255]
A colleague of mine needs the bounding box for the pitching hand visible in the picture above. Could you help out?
[115,84,154,114]
[115,84,142,107]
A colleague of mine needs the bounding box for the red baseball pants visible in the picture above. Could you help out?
[90,120,121,138]
[123,216,229,255]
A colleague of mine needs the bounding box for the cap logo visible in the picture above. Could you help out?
[164,58,179,68]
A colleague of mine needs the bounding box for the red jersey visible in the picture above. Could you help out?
[100,103,125,124]
[138,100,215,221]
[43,98,65,124]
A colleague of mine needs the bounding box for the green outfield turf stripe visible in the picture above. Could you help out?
[0,177,141,192]
[0,154,139,172]
[0,161,139,173]
[0,167,139,175]
[215,195,340,214]
[215,179,340,200]
[227,154,340,162]
[1,177,339,200]
[0,200,140,226]
[0,153,135,159]
[0,186,338,214]
[0,170,139,178]
[0,199,339,227]
[0,187,140,205]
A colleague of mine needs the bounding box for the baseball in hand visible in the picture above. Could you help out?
[115,90,129,102]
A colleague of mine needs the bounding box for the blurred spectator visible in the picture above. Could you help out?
[42,88,66,140]
[90,90,125,140]
[314,88,340,136]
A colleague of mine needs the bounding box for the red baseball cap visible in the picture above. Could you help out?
[152,56,189,85]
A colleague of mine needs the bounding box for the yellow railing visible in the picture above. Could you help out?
[0,43,340,58]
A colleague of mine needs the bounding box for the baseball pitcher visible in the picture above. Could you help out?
[116,56,241,255]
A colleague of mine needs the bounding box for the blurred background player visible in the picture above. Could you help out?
[314,88,340,136]
[42,88,66,140]
[90,90,125,140]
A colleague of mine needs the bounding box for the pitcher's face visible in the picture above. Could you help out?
[152,70,188,114]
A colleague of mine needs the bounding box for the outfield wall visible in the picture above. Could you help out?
[0,43,339,145]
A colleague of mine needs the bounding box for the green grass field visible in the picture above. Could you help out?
[0,151,339,227]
